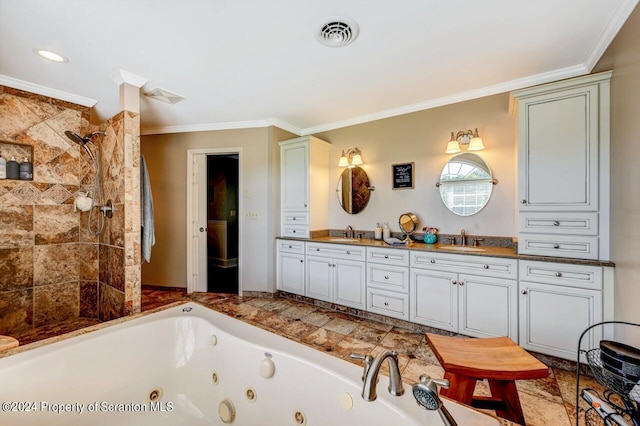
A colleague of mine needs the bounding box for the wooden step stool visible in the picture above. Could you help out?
[426,333,548,425]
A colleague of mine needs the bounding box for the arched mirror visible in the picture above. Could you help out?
[399,213,419,238]
[337,166,372,214]
[436,153,497,216]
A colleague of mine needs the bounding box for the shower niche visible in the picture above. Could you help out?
[0,140,34,181]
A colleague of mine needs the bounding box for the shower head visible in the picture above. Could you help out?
[64,131,106,146]
[412,376,457,426]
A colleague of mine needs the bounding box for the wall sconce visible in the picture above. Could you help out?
[338,147,363,167]
[445,128,485,154]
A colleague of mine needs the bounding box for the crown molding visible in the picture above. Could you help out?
[141,117,301,136]
[110,69,148,88]
[0,74,97,107]
[583,0,640,71]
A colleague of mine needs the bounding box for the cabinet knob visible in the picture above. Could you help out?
[521,290,528,295]
[292,217,296,220]
[304,204,307,207]
[459,281,464,286]
[553,244,560,249]
[553,221,560,226]
[300,259,303,263]
[430,259,435,263]
[521,199,527,204]
[555,272,562,277]
[288,245,292,248]
[384,302,389,306]
[384,255,389,259]
[292,230,296,233]
[346,251,350,254]
[452,280,457,285]
[483,264,489,269]
[384,275,389,280]
[199,227,207,232]
[316,248,320,251]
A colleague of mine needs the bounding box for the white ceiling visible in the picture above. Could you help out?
[1,0,637,136]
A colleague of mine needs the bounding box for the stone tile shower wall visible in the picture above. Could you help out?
[0,86,142,334]
[0,86,97,334]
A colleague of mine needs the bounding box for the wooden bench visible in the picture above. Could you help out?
[426,333,548,425]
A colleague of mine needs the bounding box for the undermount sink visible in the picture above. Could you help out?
[438,245,486,253]
[327,238,359,242]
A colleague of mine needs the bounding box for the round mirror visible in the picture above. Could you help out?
[438,153,494,216]
[399,213,419,236]
[337,166,371,214]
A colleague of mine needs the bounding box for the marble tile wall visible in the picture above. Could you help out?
[0,86,96,334]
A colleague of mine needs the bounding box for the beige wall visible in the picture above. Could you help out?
[316,93,516,237]
[141,127,295,291]
[594,4,640,327]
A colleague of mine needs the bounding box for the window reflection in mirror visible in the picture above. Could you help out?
[337,166,371,214]
[438,153,494,216]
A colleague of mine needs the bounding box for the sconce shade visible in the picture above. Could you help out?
[351,148,363,165]
[338,150,349,167]
[445,140,461,154]
[468,136,485,151]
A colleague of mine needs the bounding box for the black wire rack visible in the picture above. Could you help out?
[576,321,640,426]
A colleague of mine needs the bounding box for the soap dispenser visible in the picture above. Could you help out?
[6,156,19,180]
[383,222,390,239]
[375,223,382,240]
[19,157,33,180]
[0,153,6,179]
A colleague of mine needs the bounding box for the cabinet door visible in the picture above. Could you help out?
[410,269,458,332]
[518,85,599,211]
[519,281,602,360]
[281,142,308,211]
[333,259,366,310]
[305,256,332,302]
[458,275,517,340]
[277,252,305,295]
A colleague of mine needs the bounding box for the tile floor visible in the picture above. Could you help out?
[8,287,612,426]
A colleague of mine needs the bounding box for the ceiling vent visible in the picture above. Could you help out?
[143,88,185,105]
[315,17,359,48]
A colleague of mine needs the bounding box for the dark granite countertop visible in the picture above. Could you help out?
[278,236,615,267]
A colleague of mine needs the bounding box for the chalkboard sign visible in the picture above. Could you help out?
[392,162,414,189]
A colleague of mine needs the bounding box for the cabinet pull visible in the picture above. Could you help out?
[316,248,320,251]
[292,217,296,220]
[346,251,350,254]
[521,290,528,295]
[288,245,292,248]
[459,281,464,286]
[430,259,435,263]
[452,280,457,285]
[304,204,307,207]
[553,221,560,226]
[384,255,389,259]
[483,264,489,269]
[553,244,560,249]
[521,199,527,204]
[300,259,303,263]
[384,302,389,306]
[384,275,389,280]
[292,230,296,233]
[555,272,563,277]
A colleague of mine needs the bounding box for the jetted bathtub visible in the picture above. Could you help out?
[0,302,498,425]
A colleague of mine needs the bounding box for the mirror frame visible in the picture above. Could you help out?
[398,213,419,237]
[436,153,497,216]
[336,166,373,214]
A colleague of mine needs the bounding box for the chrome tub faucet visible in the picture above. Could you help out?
[351,350,405,401]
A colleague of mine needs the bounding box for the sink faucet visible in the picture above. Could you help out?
[351,350,405,401]
[346,225,354,239]
[460,229,466,246]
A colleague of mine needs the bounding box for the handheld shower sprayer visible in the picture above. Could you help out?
[412,375,457,426]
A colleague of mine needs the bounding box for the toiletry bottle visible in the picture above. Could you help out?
[19,157,32,180]
[383,222,390,239]
[0,153,6,179]
[6,156,19,180]
[375,223,382,240]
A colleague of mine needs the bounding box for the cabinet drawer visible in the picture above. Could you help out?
[519,212,598,235]
[282,211,309,225]
[367,247,409,267]
[518,234,599,260]
[305,242,366,261]
[519,260,602,290]
[410,251,518,279]
[367,289,409,321]
[281,224,309,238]
[276,239,305,254]
[367,264,409,292]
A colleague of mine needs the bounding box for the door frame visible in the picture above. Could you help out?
[186,147,243,294]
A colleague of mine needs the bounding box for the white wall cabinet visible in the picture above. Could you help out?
[276,239,305,295]
[305,242,366,309]
[280,136,330,238]
[410,252,518,340]
[518,260,603,360]
[511,71,611,260]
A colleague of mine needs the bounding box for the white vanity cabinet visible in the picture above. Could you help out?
[366,247,410,320]
[280,136,330,238]
[410,251,518,340]
[518,260,603,360]
[305,242,366,309]
[276,239,306,296]
[511,71,611,260]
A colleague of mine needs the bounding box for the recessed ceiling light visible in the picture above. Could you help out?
[33,48,69,63]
